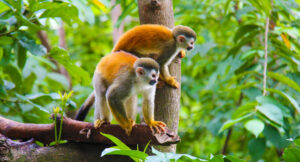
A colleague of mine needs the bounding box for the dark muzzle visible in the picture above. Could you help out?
[149,80,157,85]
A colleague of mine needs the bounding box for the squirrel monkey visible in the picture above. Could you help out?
[75,24,196,122]
[92,51,166,135]
[112,24,197,89]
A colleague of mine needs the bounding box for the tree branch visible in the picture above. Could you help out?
[0,134,133,162]
[263,3,273,96]
[0,116,180,146]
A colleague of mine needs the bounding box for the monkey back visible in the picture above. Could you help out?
[96,51,138,84]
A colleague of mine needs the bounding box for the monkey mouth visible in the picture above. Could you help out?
[187,46,193,51]
[149,80,157,85]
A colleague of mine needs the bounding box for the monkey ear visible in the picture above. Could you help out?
[177,35,186,43]
[136,67,145,76]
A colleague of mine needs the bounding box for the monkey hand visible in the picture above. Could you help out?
[120,119,135,136]
[94,119,110,128]
[178,50,186,58]
[165,76,179,89]
[146,120,166,134]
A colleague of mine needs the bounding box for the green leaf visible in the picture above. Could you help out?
[294,139,300,147]
[233,24,260,42]
[283,147,300,162]
[47,72,70,90]
[263,125,290,149]
[101,148,148,160]
[21,73,36,93]
[232,102,257,119]
[17,33,47,56]
[267,88,300,113]
[100,132,131,150]
[0,79,7,97]
[219,113,253,133]
[209,154,224,162]
[16,43,27,69]
[3,64,22,87]
[228,30,260,55]
[256,96,290,117]
[39,2,79,23]
[0,1,10,13]
[248,138,266,161]
[224,155,246,162]
[248,0,271,16]
[256,104,283,126]
[15,93,49,113]
[0,36,13,45]
[50,47,90,85]
[244,119,264,138]
[268,72,300,92]
[0,47,3,61]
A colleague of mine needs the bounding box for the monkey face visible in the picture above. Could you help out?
[136,67,159,86]
[186,38,195,51]
[177,35,195,51]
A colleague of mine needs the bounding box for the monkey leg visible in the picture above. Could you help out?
[106,84,135,136]
[160,66,179,89]
[142,88,167,134]
[125,95,137,125]
[93,73,111,128]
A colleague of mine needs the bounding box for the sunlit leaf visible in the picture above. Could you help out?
[267,88,300,113]
[101,148,148,160]
[244,119,264,138]
[100,132,130,150]
[268,72,300,92]
[256,104,283,126]
[219,113,253,133]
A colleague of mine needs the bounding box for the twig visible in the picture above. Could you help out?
[222,93,243,154]
[263,2,273,96]
[222,128,233,155]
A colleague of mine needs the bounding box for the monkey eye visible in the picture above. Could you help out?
[152,74,156,78]
[191,41,194,45]
[136,67,145,75]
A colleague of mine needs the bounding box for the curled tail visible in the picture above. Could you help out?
[74,92,95,121]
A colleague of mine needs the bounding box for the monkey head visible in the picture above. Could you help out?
[134,58,160,86]
[173,25,197,51]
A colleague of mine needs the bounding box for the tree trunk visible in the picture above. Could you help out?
[137,0,180,152]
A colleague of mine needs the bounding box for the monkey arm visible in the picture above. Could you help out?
[142,88,155,123]
[142,88,166,133]
[160,65,179,89]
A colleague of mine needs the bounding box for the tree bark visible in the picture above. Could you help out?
[137,0,180,152]
[0,116,179,146]
[0,134,132,162]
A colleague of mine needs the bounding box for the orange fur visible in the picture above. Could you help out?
[96,51,138,84]
[112,24,173,57]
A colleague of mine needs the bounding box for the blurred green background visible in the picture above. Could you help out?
[1,0,300,161]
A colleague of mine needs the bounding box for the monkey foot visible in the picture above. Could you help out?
[94,119,110,128]
[165,76,179,89]
[121,119,135,136]
[147,120,167,134]
[178,50,186,58]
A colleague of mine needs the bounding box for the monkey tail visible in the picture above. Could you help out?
[74,92,95,121]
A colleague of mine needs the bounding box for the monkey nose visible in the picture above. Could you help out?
[187,46,193,51]
[149,80,157,85]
